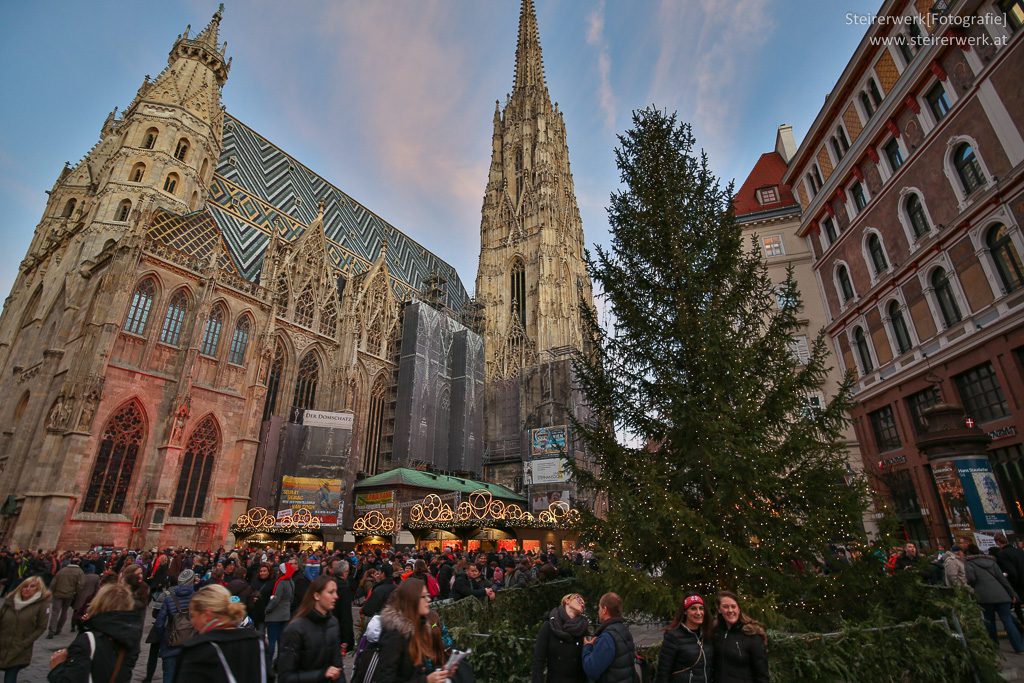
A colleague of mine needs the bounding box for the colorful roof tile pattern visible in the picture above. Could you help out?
[207,114,469,309]
[147,208,240,273]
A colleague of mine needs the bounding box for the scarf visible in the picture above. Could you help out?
[549,604,590,639]
[13,590,43,610]
[273,564,296,595]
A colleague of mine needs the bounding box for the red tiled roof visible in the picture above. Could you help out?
[733,151,798,217]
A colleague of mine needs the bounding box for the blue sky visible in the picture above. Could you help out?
[0,0,877,299]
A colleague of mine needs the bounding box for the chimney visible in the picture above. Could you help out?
[775,124,797,163]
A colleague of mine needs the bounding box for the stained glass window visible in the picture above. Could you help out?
[82,402,144,514]
[171,416,218,518]
[124,279,156,336]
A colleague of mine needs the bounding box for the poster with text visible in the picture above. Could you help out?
[932,461,974,532]
[530,426,568,458]
[956,457,1012,531]
[524,458,572,485]
[279,475,343,526]
[355,490,396,515]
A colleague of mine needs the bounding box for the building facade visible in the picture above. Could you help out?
[0,7,481,550]
[475,0,597,504]
[782,0,1024,547]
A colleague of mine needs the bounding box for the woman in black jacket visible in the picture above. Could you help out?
[655,592,713,683]
[713,592,768,683]
[377,578,455,683]
[278,575,344,683]
[177,584,265,682]
[531,593,589,683]
[48,583,142,683]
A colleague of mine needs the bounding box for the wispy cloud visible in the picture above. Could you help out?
[586,1,617,133]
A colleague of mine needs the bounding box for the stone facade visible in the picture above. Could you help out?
[474,0,597,497]
[0,7,477,550]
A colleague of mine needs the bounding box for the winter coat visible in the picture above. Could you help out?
[277,608,343,683]
[331,575,355,651]
[362,578,397,619]
[656,625,712,683]
[997,545,1024,594]
[944,553,968,588]
[0,591,51,669]
[509,568,534,589]
[47,609,142,683]
[51,564,85,600]
[155,584,196,657]
[436,562,454,600]
[450,572,488,602]
[583,618,636,683]
[177,627,266,683]
[712,619,768,683]
[249,576,274,626]
[376,605,443,683]
[531,607,588,683]
[265,577,294,623]
[72,573,101,623]
[966,554,1018,604]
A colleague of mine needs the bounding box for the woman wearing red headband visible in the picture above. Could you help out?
[712,591,768,683]
[655,592,713,683]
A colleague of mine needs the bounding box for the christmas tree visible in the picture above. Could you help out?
[571,107,868,612]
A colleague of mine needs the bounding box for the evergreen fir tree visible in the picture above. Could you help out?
[571,107,868,613]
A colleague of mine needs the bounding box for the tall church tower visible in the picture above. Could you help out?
[475,0,595,496]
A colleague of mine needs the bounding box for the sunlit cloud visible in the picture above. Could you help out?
[585,0,617,133]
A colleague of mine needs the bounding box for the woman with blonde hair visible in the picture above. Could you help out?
[531,593,589,682]
[47,582,142,683]
[176,584,265,682]
[0,575,51,682]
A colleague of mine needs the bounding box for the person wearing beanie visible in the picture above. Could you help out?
[154,570,197,683]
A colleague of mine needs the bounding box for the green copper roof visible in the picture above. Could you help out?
[354,468,526,503]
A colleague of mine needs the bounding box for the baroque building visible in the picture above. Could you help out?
[0,6,481,550]
[782,0,1024,548]
[475,0,597,506]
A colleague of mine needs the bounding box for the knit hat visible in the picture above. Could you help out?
[177,569,195,585]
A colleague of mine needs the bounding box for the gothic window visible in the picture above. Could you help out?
[160,290,189,346]
[228,317,251,365]
[510,257,526,326]
[200,305,224,357]
[130,163,146,183]
[82,401,145,514]
[953,143,985,195]
[142,128,159,150]
[171,416,218,518]
[295,285,315,328]
[854,326,873,374]
[906,194,930,239]
[115,199,132,222]
[987,224,1024,293]
[367,319,384,356]
[931,267,962,327]
[274,273,289,314]
[319,301,337,337]
[174,139,190,162]
[867,234,888,276]
[363,375,388,474]
[888,300,913,355]
[123,279,156,336]
[163,173,179,195]
[262,342,286,422]
[291,352,319,418]
[20,286,42,329]
[61,198,76,218]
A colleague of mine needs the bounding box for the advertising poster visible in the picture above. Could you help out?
[524,458,572,485]
[531,489,570,512]
[956,457,1012,531]
[279,475,344,526]
[530,425,568,458]
[354,490,396,515]
[932,461,974,532]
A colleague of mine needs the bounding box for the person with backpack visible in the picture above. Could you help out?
[47,583,142,683]
[531,593,589,683]
[155,569,198,683]
[655,593,713,683]
[582,593,637,683]
[176,584,266,683]
[277,575,343,682]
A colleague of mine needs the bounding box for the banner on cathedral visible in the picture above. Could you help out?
[530,426,568,458]
[355,490,396,516]
[279,475,344,526]
[302,410,355,430]
[524,458,572,485]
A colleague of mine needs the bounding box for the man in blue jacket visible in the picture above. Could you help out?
[582,592,636,683]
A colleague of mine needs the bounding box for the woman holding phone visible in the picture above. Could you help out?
[376,578,457,683]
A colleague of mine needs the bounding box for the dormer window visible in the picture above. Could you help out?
[757,186,779,204]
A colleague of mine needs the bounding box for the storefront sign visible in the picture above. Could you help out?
[988,426,1017,442]
[530,426,568,458]
[302,410,354,430]
[524,458,572,484]
[879,455,907,468]
[279,475,344,526]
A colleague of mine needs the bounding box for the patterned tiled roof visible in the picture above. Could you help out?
[207,114,469,309]
[147,208,240,273]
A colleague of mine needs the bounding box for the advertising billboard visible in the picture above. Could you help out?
[302,410,355,430]
[932,456,1012,535]
[531,489,570,512]
[279,475,344,526]
[530,426,568,458]
[354,490,396,515]
[523,458,572,485]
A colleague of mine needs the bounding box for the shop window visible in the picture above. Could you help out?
[990,444,1024,530]
[954,362,1009,423]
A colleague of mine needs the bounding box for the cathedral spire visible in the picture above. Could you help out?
[194,4,224,50]
[512,0,549,103]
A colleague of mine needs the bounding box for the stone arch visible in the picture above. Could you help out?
[171,414,219,518]
[82,398,148,515]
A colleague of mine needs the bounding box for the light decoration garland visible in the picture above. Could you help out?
[352,509,397,534]
[406,489,580,530]
[232,507,321,532]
